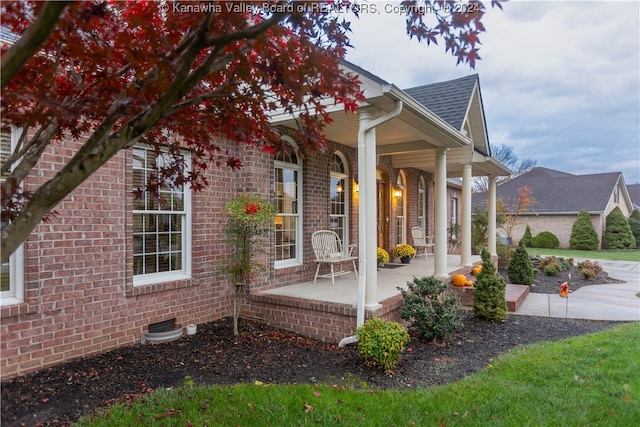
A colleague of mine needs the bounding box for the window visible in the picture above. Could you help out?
[329,152,348,245]
[418,176,426,232]
[132,146,191,285]
[274,139,302,267]
[1,127,24,306]
[450,196,459,241]
[395,170,406,245]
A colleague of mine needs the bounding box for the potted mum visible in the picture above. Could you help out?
[392,243,416,264]
[377,247,390,269]
[223,193,276,335]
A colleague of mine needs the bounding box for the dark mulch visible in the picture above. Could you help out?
[1,266,627,427]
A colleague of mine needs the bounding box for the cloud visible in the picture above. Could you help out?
[345,0,640,184]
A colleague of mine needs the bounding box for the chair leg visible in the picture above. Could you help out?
[352,260,358,279]
[314,263,320,283]
[330,264,335,285]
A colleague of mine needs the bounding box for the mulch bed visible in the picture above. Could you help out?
[1,266,628,427]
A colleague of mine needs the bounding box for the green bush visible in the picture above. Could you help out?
[507,244,534,285]
[398,276,463,342]
[603,207,636,249]
[531,231,560,249]
[356,318,410,373]
[577,260,602,279]
[520,225,533,248]
[569,210,599,250]
[628,217,640,249]
[544,264,561,276]
[473,248,507,322]
[631,209,640,221]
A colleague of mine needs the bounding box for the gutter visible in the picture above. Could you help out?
[338,100,403,348]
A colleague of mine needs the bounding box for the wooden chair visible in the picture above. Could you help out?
[311,230,358,285]
[411,226,434,260]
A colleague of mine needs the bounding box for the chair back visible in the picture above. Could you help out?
[411,226,426,245]
[312,230,343,260]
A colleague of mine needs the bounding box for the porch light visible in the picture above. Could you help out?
[336,183,343,193]
[393,189,402,198]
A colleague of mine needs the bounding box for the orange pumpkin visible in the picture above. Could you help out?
[453,274,467,287]
[471,265,483,276]
[465,280,473,287]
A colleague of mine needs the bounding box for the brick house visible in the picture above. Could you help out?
[472,166,636,248]
[1,63,509,380]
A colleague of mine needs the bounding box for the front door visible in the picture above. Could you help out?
[377,180,388,249]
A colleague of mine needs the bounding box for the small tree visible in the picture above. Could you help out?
[603,207,636,249]
[500,186,536,244]
[507,243,534,285]
[628,217,640,249]
[473,247,507,322]
[569,210,599,250]
[520,225,533,247]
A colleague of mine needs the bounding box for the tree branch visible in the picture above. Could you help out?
[1,1,71,88]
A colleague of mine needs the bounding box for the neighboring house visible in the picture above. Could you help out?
[472,167,635,248]
[1,58,510,379]
[627,183,640,211]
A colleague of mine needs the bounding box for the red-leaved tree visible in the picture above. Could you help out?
[0,0,503,262]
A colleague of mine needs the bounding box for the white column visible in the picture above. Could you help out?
[460,163,472,266]
[434,148,448,279]
[488,174,497,256]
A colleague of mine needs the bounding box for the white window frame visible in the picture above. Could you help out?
[1,127,24,306]
[274,137,302,269]
[132,146,192,287]
[418,176,426,232]
[395,170,407,245]
[329,151,349,246]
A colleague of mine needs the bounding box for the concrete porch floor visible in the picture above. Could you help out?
[261,254,481,306]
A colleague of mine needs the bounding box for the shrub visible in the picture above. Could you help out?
[520,225,533,247]
[356,318,410,373]
[473,248,507,322]
[544,264,561,276]
[496,241,514,270]
[507,244,534,285]
[531,231,560,249]
[631,209,640,221]
[628,217,640,249]
[603,207,636,249]
[569,210,599,250]
[577,260,602,279]
[398,276,463,342]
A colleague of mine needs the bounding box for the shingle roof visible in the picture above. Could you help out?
[627,184,640,209]
[472,167,623,214]
[0,27,19,44]
[404,74,478,130]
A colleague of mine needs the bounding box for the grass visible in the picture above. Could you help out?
[77,322,640,427]
[526,248,640,262]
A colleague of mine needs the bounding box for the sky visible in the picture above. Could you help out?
[343,0,640,184]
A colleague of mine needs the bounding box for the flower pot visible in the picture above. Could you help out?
[401,256,411,264]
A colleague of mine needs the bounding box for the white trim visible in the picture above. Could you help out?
[1,126,24,306]
[132,146,192,286]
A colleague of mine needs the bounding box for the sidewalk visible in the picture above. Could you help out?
[513,259,640,321]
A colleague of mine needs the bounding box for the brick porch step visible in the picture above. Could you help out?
[505,284,530,312]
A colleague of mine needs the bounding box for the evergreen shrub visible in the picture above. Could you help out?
[531,231,560,249]
[628,217,640,249]
[473,248,507,322]
[569,210,599,250]
[521,225,533,247]
[507,244,534,285]
[398,276,463,342]
[603,207,636,249]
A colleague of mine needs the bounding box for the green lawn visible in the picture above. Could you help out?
[526,248,640,262]
[77,322,640,427]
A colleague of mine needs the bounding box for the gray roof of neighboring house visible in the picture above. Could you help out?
[628,184,640,209]
[404,74,479,131]
[472,167,624,214]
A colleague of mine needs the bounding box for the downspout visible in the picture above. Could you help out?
[339,100,403,348]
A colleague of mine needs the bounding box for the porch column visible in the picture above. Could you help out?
[487,174,497,256]
[460,163,473,266]
[434,148,448,279]
[357,108,380,314]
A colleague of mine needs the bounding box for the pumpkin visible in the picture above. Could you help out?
[453,274,467,287]
[471,265,483,276]
[465,280,473,287]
